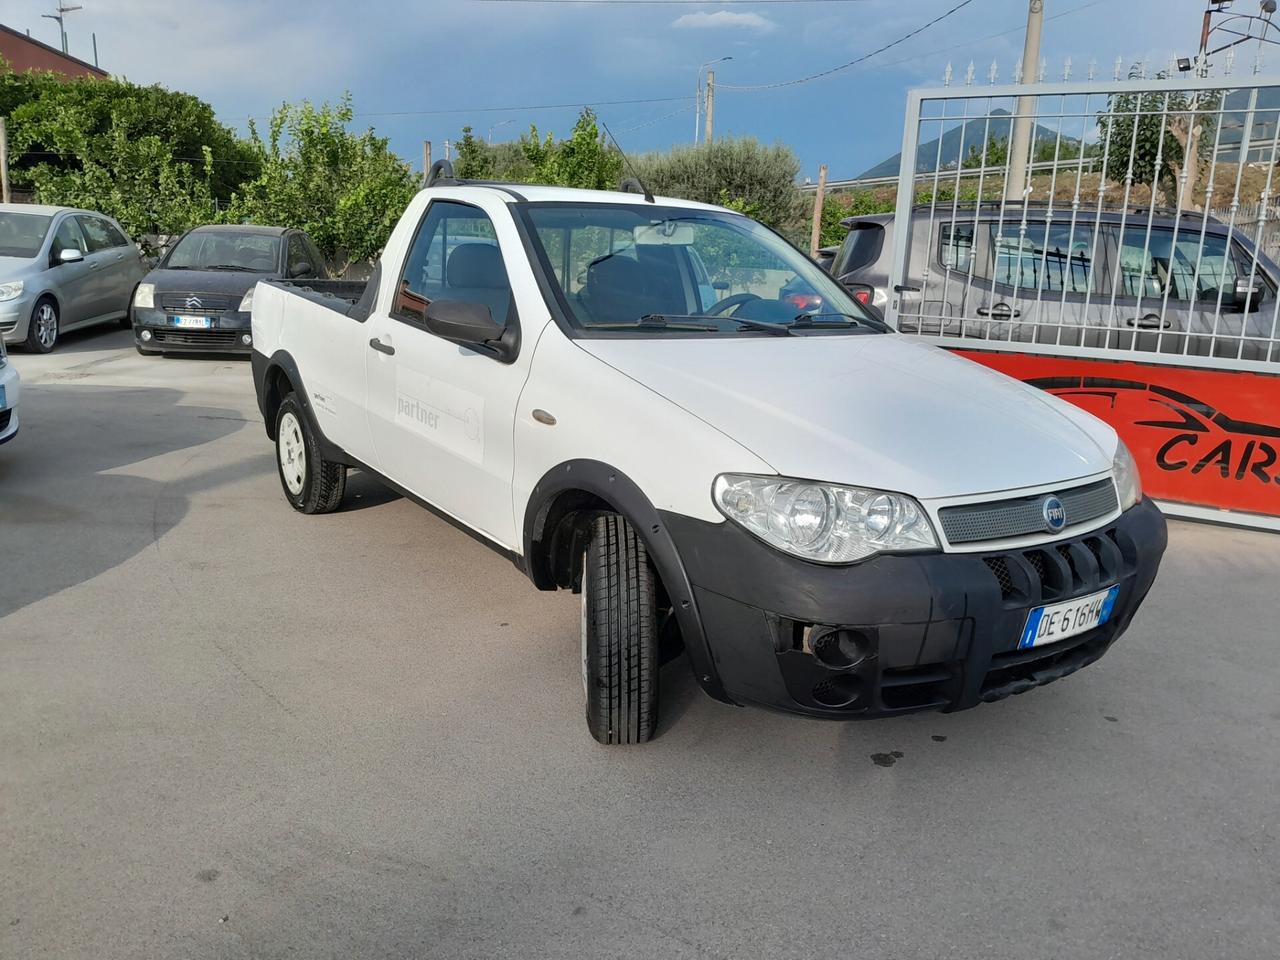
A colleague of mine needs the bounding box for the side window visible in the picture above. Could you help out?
[100,220,130,248]
[938,222,975,272]
[303,237,326,277]
[838,223,884,276]
[395,201,510,327]
[77,216,115,253]
[989,222,1096,294]
[286,234,311,276]
[52,217,87,255]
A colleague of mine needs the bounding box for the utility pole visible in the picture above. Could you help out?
[694,56,731,144]
[1004,0,1045,203]
[443,139,452,161]
[809,164,828,257]
[1179,7,1214,210]
[704,70,716,144]
[422,141,432,185]
[0,118,10,204]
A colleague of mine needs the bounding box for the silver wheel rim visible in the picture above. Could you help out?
[278,412,307,496]
[34,303,57,349]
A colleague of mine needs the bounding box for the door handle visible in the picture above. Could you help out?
[1125,314,1171,330]
[89,261,101,270]
[977,303,1021,319]
[368,337,395,356]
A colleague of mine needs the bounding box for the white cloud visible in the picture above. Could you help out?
[670,11,777,33]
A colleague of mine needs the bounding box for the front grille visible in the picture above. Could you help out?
[984,528,1125,603]
[158,293,236,315]
[151,329,241,347]
[939,479,1118,545]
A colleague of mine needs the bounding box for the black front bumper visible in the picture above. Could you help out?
[662,498,1167,719]
[133,308,253,354]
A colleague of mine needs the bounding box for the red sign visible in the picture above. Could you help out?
[954,350,1280,519]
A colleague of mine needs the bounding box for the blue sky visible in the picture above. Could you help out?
[0,0,1231,180]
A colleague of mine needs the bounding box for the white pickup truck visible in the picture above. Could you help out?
[250,164,1167,745]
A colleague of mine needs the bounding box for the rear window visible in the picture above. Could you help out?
[836,223,883,275]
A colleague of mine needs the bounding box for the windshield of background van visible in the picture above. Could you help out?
[0,213,54,259]
[164,232,281,272]
[522,204,880,333]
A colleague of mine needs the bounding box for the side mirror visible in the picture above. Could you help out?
[1233,276,1265,312]
[288,261,312,278]
[424,299,505,348]
[55,248,84,265]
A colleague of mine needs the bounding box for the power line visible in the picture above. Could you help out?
[345,94,692,120]
[473,0,871,4]
[719,0,978,91]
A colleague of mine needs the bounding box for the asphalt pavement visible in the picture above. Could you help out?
[2,326,1278,960]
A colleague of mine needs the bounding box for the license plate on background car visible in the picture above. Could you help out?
[172,316,211,329]
[1019,585,1120,650]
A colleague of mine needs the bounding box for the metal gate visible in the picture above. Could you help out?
[885,74,1280,530]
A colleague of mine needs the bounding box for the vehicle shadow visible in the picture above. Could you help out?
[336,469,404,512]
[7,322,132,356]
[0,383,254,618]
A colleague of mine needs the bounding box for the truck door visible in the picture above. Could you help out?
[363,197,533,550]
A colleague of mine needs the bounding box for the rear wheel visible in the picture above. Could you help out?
[25,298,58,353]
[582,514,659,744]
[275,394,346,514]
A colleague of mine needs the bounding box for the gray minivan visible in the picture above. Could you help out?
[0,204,147,353]
[834,204,1280,361]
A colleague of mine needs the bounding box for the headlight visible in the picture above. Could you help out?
[1113,439,1142,510]
[238,285,256,313]
[133,282,155,309]
[0,280,24,302]
[713,474,938,563]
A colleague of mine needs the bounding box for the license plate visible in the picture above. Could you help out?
[172,316,211,329]
[1019,585,1120,649]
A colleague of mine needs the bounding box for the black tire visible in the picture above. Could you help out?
[274,393,346,514]
[583,514,659,744]
[25,297,59,353]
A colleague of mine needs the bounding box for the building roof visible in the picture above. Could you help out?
[0,23,107,79]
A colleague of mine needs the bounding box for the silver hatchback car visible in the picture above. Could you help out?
[0,203,147,353]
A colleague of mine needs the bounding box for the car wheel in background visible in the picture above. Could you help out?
[274,393,346,514]
[582,514,659,745]
[25,297,59,353]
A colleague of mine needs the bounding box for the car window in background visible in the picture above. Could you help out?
[836,223,884,275]
[164,232,282,272]
[76,216,116,253]
[303,236,327,277]
[99,219,130,248]
[939,222,975,272]
[0,212,53,258]
[52,217,87,255]
[990,222,1096,294]
[286,234,311,275]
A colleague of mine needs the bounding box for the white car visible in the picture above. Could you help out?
[249,165,1167,745]
[0,336,19,444]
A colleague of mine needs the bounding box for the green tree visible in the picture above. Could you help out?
[519,109,622,189]
[630,137,807,234]
[228,95,418,272]
[453,125,493,179]
[1,66,252,246]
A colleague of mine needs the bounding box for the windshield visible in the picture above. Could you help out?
[164,231,281,272]
[0,212,54,259]
[520,203,884,335]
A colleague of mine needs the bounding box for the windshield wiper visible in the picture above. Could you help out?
[636,314,794,336]
[599,315,718,331]
[792,312,864,328]
[203,264,253,271]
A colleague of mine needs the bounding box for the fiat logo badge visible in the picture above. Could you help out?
[1042,495,1067,533]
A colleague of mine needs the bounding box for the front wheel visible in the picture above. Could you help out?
[275,394,346,514]
[582,514,659,744]
[25,298,59,353]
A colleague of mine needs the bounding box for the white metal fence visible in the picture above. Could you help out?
[885,75,1280,372]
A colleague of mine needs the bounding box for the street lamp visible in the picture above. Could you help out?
[694,56,732,144]
[488,119,515,144]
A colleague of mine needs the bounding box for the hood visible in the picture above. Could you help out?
[578,334,1115,500]
[145,268,274,299]
[0,255,39,276]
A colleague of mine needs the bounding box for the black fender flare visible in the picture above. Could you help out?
[251,348,353,466]
[523,459,731,704]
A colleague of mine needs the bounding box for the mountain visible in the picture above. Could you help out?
[857,109,1074,179]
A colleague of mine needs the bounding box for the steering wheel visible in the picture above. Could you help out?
[705,292,762,317]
